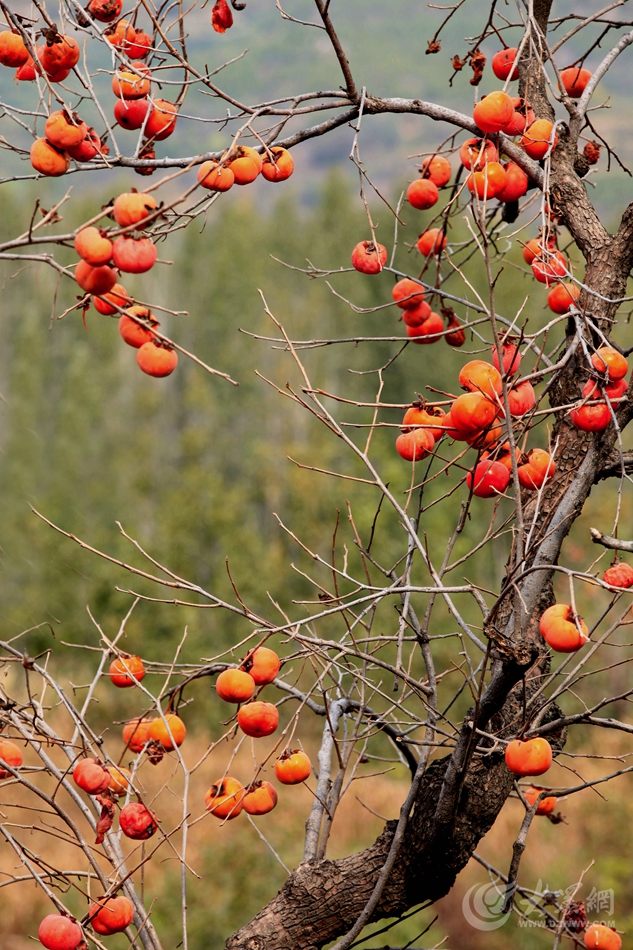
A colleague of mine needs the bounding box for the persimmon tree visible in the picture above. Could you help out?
[3,2,633,950]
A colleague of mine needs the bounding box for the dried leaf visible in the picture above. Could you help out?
[426,39,441,54]
[584,140,601,165]
[212,0,233,32]
[469,50,486,86]
[451,54,466,71]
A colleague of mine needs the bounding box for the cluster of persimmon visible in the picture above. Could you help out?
[73,191,178,377]
[196,144,294,193]
[207,647,312,820]
[395,341,556,499]
[569,346,629,433]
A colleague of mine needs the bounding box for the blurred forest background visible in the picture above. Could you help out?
[1,1,633,948]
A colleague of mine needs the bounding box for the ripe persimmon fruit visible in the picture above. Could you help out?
[275,749,312,784]
[237,701,279,738]
[197,161,235,191]
[505,737,552,776]
[205,776,245,819]
[38,915,83,950]
[136,341,178,378]
[416,228,446,256]
[109,654,145,687]
[473,91,514,134]
[74,227,113,266]
[30,138,70,177]
[540,603,588,652]
[122,718,152,753]
[148,713,186,751]
[240,647,281,685]
[216,668,256,702]
[395,427,435,462]
[261,147,294,182]
[243,780,278,815]
[0,738,23,778]
[119,802,158,839]
[72,758,111,794]
[89,895,134,935]
[351,241,387,274]
[119,307,159,348]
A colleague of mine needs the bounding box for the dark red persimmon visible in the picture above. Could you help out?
[38,915,83,950]
[491,48,519,81]
[119,802,158,839]
[467,460,510,498]
[351,241,387,274]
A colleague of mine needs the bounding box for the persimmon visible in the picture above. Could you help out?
[497,162,528,202]
[560,67,591,99]
[524,786,557,815]
[45,111,86,150]
[112,67,151,100]
[540,603,588,652]
[107,765,132,795]
[261,147,294,182]
[420,154,451,186]
[113,192,158,229]
[547,282,580,314]
[507,381,536,417]
[243,780,278,815]
[127,30,152,59]
[212,0,234,32]
[105,20,136,51]
[491,341,521,376]
[491,47,518,81]
[240,646,281,685]
[490,442,521,472]
[0,31,29,68]
[392,278,425,309]
[522,237,545,265]
[459,137,498,171]
[532,250,567,285]
[416,228,446,256]
[275,749,312,784]
[114,98,150,131]
[521,119,558,159]
[93,284,131,316]
[75,260,118,295]
[444,312,466,346]
[500,98,535,136]
[459,360,502,399]
[87,0,123,21]
[67,128,103,163]
[228,146,261,184]
[401,300,431,327]
[38,34,80,74]
[89,896,134,935]
[145,100,178,140]
[591,347,628,381]
[216,668,256,702]
[473,91,514,134]
[465,420,503,451]
[38,915,83,950]
[74,227,113,267]
[517,448,555,489]
[583,377,627,402]
[584,925,622,950]
[205,777,245,819]
[109,654,145,687]
[119,309,159,348]
[0,738,23,778]
[119,802,158,839]
[122,718,152,752]
[450,392,498,436]
[197,161,235,191]
[351,241,387,274]
[467,161,507,200]
[603,562,633,589]
[402,404,446,443]
[237,701,279,737]
[407,178,439,210]
[73,758,111,794]
[395,427,435,461]
[112,236,157,273]
[505,737,552,776]
[136,341,178,378]
[570,402,610,431]
[466,460,510,498]
[406,311,444,344]
[30,138,70,177]
[148,713,186,750]
[15,55,39,81]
